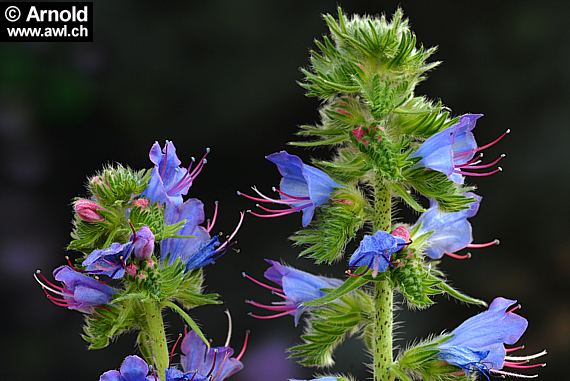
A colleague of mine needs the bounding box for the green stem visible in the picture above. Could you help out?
[372,180,394,381]
[139,301,169,381]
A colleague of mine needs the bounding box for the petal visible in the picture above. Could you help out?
[212,357,244,380]
[411,129,454,175]
[302,164,340,207]
[73,285,113,307]
[180,331,209,373]
[119,355,149,381]
[184,236,221,270]
[438,345,489,372]
[424,219,472,259]
[266,151,310,198]
[164,198,205,226]
[301,205,316,227]
[281,270,330,304]
[100,370,123,381]
[263,260,288,286]
[53,266,116,295]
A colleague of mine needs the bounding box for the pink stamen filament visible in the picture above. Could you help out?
[504,362,546,369]
[207,201,219,233]
[272,187,310,200]
[272,290,289,299]
[215,211,245,253]
[506,345,526,353]
[247,203,311,218]
[34,272,66,296]
[454,152,484,167]
[237,191,299,205]
[249,310,293,320]
[255,204,293,213]
[462,154,506,170]
[508,304,522,314]
[211,352,231,381]
[445,252,472,260]
[467,239,500,249]
[206,349,218,377]
[454,167,502,176]
[235,330,250,362]
[242,273,283,293]
[246,300,293,311]
[65,256,82,272]
[455,129,511,158]
[169,333,183,363]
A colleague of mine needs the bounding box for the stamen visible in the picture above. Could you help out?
[188,371,198,381]
[34,271,66,296]
[506,345,526,353]
[453,167,502,177]
[272,187,310,200]
[248,310,293,320]
[215,211,245,253]
[129,221,137,241]
[463,154,506,170]
[169,333,183,363]
[246,300,293,311]
[236,330,250,361]
[65,256,82,271]
[247,203,311,218]
[211,351,231,381]
[207,349,218,377]
[476,129,511,152]
[237,191,292,205]
[445,252,472,260]
[255,204,292,213]
[507,304,522,314]
[467,239,500,249]
[271,290,289,299]
[242,272,283,293]
[505,350,547,361]
[504,362,546,370]
[224,309,233,348]
[454,152,484,167]
[207,201,219,233]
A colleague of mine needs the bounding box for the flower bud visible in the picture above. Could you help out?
[125,263,138,277]
[74,199,104,222]
[391,225,410,242]
[133,198,150,209]
[133,226,155,260]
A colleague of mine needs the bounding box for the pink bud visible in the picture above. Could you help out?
[133,198,150,209]
[74,199,104,222]
[125,263,138,277]
[391,225,410,242]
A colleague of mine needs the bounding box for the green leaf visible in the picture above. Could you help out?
[390,182,426,212]
[313,147,371,184]
[291,187,367,264]
[164,301,210,348]
[82,303,137,350]
[304,275,370,307]
[435,278,487,307]
[290,291,370,367]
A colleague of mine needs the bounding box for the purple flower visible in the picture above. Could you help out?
[176,331,245,381]
[412,193,499,260]
[245,260,342,325]
[161,199,244,271]
[239,151,340,227]
[411,114,508,184]
[348,230,407,277]
[99,355,157,381]
[34,266,115,314]
[142,141,209,206]
[82,226,158,278]
[82,241,133,279]
[133,226,155,260]
[438,297,546,379]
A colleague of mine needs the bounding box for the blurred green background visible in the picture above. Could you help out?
[0,1,567,380]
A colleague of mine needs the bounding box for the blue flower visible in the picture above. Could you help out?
[176,331,244,381]
[239,151,340,227]
[245,260,342,325]
[34,266,115,313]
[348,230,407,277]
[161,199,244,271]
[142,141,209,206]
[99,355,157,381]
[411,114,508,184]
[438,297,546,379]
[412,193,498,260]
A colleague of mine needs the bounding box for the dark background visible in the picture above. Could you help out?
[0,1,568,380]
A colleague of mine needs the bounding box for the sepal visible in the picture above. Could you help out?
[82,303,137,350]
[304,274,372,308]
[88,164,149,207]
[313,147,371,184]
[404,167,475,212]
[291,187,367,264]
[392,96,458,138]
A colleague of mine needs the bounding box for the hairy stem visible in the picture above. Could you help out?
[372,179,394,381]
[139,301,169,381]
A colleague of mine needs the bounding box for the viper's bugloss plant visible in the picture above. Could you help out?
[36,141,248,381]
[241,7,546,381]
